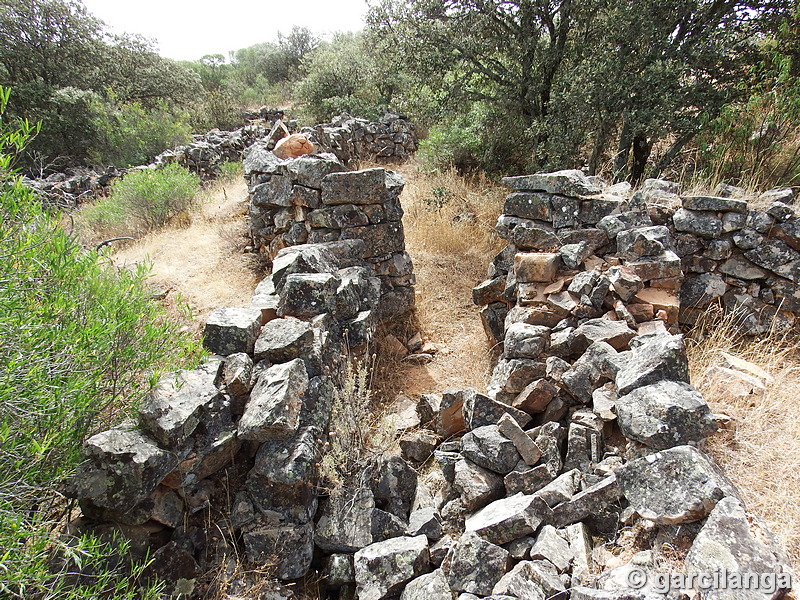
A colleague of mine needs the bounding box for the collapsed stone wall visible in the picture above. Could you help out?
[476,170,799,339]
[63,167,793,600]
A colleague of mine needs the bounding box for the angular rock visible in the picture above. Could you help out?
[464,493,542,545]
[464,387,532,429]
[673,208,723,238]
[529,525,571,573]
[340,223,406,259]
[239,359,308,441]
[625,251,683,282]
[681,195,747,213]
[407,507,443,541]
[462,425,522,475]
[607,266,644,301]
[443,532,511,595]
[512,378,559,415]
[615,334,689,395]
[616,226,673,259]
[139,360,226,448]
[316,488,376,552]
[371,454,418,519]
[400,569,454,600]
[615,445,739,524]
[497,413,541,465]
[203,308,263,356]
[492,561,546,600]
[322,168,386,205]
[684,497,792,600]
[324,554,355,587]
[504,192,553,221]
[277,272,339,319]
[400,430,441,463]
[354,535,430,600]
[616,381,716,449]
[67,423,179,514]
[550,474,621,528]
[243,521,314,580]
[453,458,505,511]
[514,252,561,283]
[488,358,546,399]
[719,256,768,280]
[573,318,635,352]
[472,278,506,306]
[254,316,314,362]
[502,170,602,197]
[679,273,727,309]
[504,323,550,360]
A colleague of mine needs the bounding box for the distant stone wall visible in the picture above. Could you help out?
[244,146,415,322]
[304,112,418,165]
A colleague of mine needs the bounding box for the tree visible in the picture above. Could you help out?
[367,0,794,177]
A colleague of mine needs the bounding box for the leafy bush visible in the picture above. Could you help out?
[90,97,193,168]
[81,163,201,238]
[0,87,203,598]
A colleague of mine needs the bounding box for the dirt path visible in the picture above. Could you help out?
[111,178,261,326]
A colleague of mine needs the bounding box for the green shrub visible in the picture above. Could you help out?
[0,87,204,598]
[86,163,201,237]
[217,160,243,182]
[90,98,194,168]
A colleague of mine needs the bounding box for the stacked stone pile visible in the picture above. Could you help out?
[65,238,403,593]
[22,165,124,209]
[303,112,418,164]
[244,147,415,322]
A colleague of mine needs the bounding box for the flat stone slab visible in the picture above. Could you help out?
[464,492,542,545]
[238,358,308,441]
[203,307,263,355]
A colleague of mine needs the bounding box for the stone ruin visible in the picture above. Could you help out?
[25,112,418,209]
[64,166,793,599]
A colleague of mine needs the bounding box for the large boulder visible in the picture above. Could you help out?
[615,446,739,524]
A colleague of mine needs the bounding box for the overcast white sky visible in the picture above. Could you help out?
[80,0,371,61]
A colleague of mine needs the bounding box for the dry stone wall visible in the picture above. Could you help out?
[63,166,794,600]
[244,147,415,322]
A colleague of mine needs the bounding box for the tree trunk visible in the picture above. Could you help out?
[613,117,633,182]
[630,133,652,184]
[589,118,611,176]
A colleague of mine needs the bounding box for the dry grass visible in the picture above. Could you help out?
[389,160,508,395]
[109,175,261,329]
[686,306,800,566]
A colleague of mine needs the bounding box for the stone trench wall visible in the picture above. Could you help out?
[65,166,793,600]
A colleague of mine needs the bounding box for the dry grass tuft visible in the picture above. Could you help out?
[686,305,800,565]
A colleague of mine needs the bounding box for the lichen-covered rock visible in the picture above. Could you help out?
[682,195,747,213]
[66,422,178,516]
[463,388,532,430]
[315,488,376,552]
[203,307,263,355]
[354,535,430,600]
[462,425,522,475]
[504,323,551,359]
[502,170,602,197]
[514,252,562,283]
[242,521,314,580]
[503,192,553,221]
[615,445,739,524]
[442,532,511,595]
[253,316,314,362]
[238,358,308,441]
[277,272,340,319]
[616,381,716,448]
[529,525,572,573]
[453,457,505,511]
[401,569,454,600]
[322,167,386,205]
[464,493,542,545]
[684,497,792,600]
[615,334,690,395]
[673,208,723,238]
[139,359,226,448]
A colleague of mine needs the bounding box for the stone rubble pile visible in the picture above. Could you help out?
[22,166,124,209]
[303,112,419,165]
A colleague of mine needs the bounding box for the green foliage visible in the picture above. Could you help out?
[90,96,193,167]
[82,163,201,236]
[692,6,800,187]
[217,160,243,182]
[293,33,387,123]
[0,86,203,598]
[0,0,201,169]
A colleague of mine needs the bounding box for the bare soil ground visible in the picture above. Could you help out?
[110,178,262,331]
